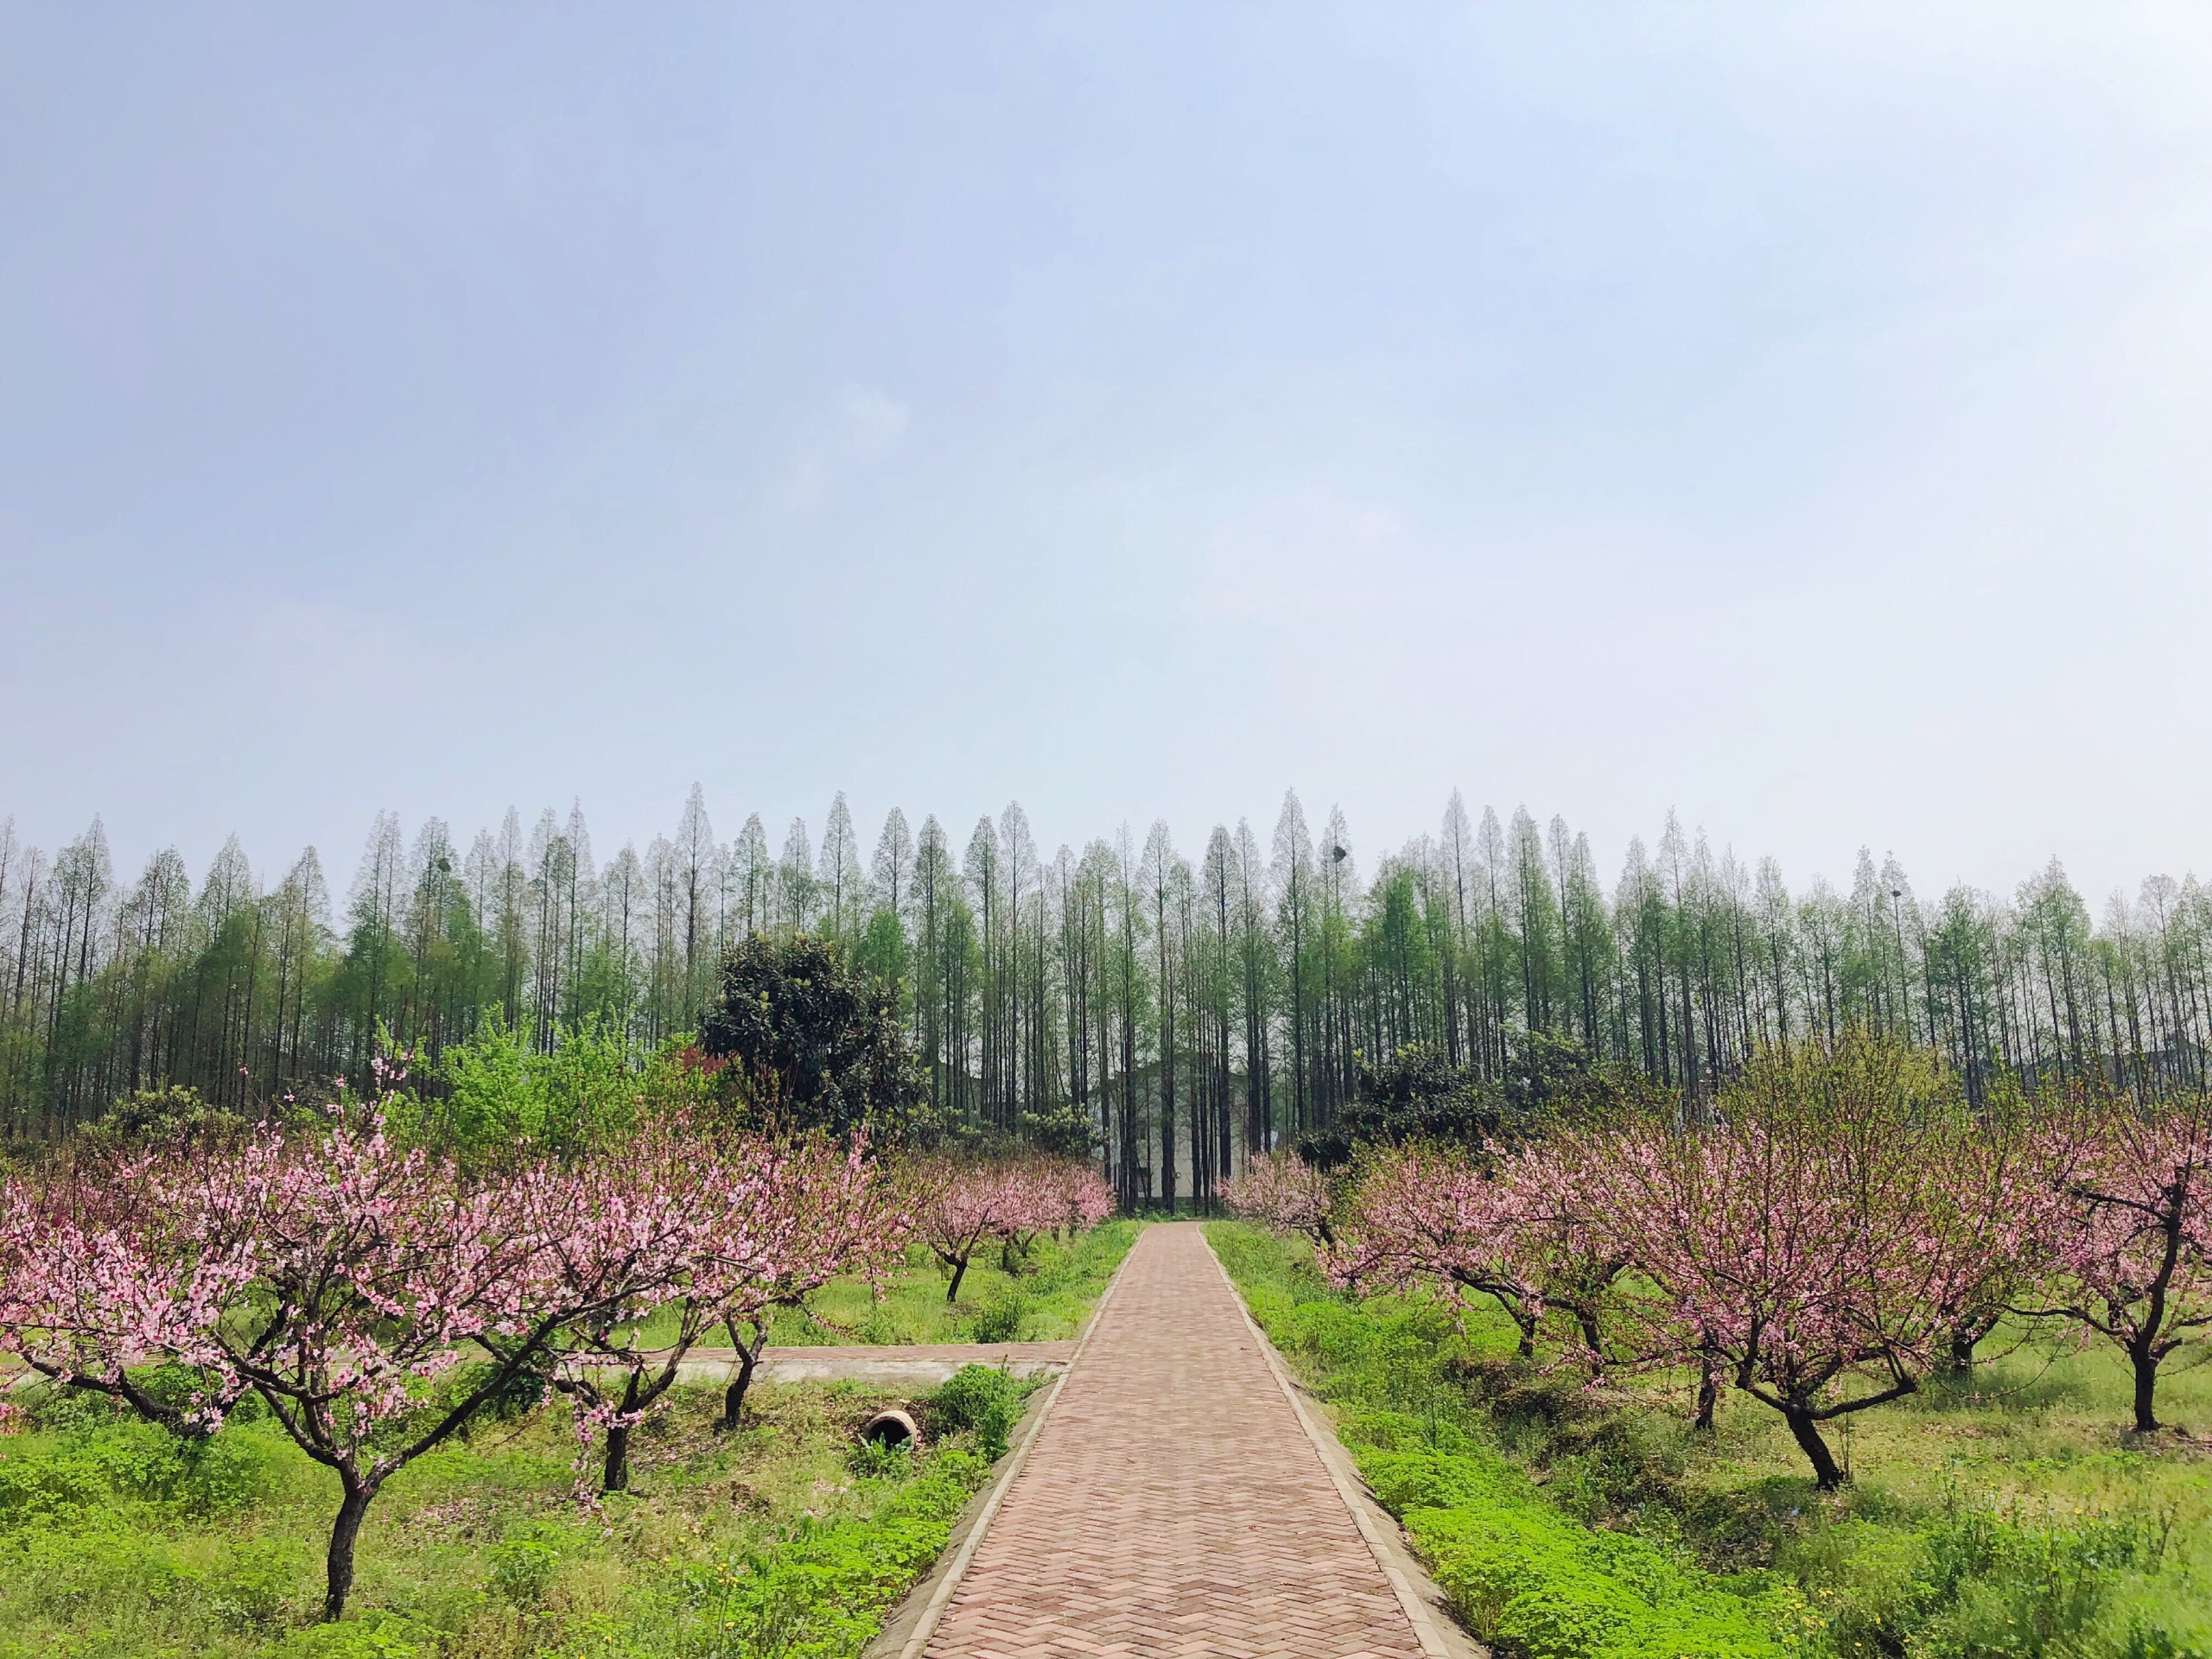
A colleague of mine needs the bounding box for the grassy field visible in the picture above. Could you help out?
[0,1371,1017,1659]
[1209,1221,2212,1659]
[756,1221,1140,1347]
[612,1219,1139,1351]
[0,1226,1138,1659]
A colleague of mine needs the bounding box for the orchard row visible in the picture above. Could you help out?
[1227,1036,2211,1489]
[0,1086,1109,1623]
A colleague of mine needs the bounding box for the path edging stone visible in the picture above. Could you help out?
[1201,1228,1490,1659]
[863,1230,1141,1659]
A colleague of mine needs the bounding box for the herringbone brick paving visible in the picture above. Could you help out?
[923,1222,1429,1659]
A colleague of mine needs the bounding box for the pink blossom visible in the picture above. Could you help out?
[907,1156,1108,1302]
[1221,1153,1337,1250]
[1580,1043,2031,1487]
[2017,1101,2212,1433]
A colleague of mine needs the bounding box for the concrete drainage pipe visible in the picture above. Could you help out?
[861,1408,923,1450]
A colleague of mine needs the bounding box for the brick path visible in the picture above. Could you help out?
[922,1222,1431,1659]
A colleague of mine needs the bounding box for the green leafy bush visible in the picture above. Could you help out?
[969,1287,1032,1344]
[927,1365,1030,1461]
[486,1520,564,1607]
[849,1437,913,1479]
[394,1013,642,1164]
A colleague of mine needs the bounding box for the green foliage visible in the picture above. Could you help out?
[263,1613,424,1658]
[700,934,926,1140]
[1352,1427,1799,1659]
[1017,1102,1098,1160]
[847,1437,912,1480]
[206,1557,294,1636]
[486,1521,563,1607]
[1785,1501,2182,1659]
[86,1084,250,1149]
[850,906,911,995]
[1298,1033,1650,1169]
[0,1410,284,1528]
[687,1449,985,1659]
[968,1286,1033,1344]
[0,1446,105,1523]
[926,1365,1032,1461]
[394,1014,643,1162]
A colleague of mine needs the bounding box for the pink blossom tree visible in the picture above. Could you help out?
[1586,1041,2030,1488]
[991,1156,1111,1270]
[2018,1101,2212,1433]
[1331,1143,1546,1357]
[910,1158,1106,1302]
[1331,1138,1630,1369]
[1,1087,690,1621]
[0,1146,261,1434]
[715,1130,912,1429]
[1057,1159,1116,1230]
[515,1122,904,1488]
[1222,1152,1338,1250]
[1496,1134,1633,1376]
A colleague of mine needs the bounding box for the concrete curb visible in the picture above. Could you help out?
[863,1228,1141,1659]
[1202,1228,1489,1659]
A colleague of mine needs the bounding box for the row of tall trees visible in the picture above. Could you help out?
[4,789,2206,1201]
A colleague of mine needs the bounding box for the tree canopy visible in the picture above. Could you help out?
[700,933,924,1139]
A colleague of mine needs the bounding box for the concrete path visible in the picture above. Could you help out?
[2,1344,1073,1398]
[917,1222,1443,1659]
[683,1343,1074,1387]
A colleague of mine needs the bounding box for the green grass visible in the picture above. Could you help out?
[1207,1222,2212,1659]
[635,1220,1140,1350]
[0,1370,1020,1659]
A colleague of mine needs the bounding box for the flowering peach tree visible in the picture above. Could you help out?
[401,1113,907,1489]
[2018,1103,2212,1433]
[1221,1151,1338,1250]
[0,1077,690,1621]
[1330,1144,1547,1357]
[910,1157,1109,1301]
[0,1144,261,1434]
[1584,1044,2031,1487]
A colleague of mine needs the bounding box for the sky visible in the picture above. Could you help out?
[3,3,2211,909]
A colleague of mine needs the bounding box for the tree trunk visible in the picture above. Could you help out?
[721,1322,767,1430]
[323,1479,375,1622]
[946,1255,969,1302]
[1575,1308,1605,1377]
[1782,1408,1846,1491]
[1693,1357,1719,1432]
[602,1421,632,1492]
[1946,1325,1979,1376]
[601,1368,646,1491]
[2132,1345,2162,1433]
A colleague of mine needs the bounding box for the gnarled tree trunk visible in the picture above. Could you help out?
[324,1478,376,1621]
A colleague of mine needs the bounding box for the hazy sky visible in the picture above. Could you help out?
[4,3,2210,906]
